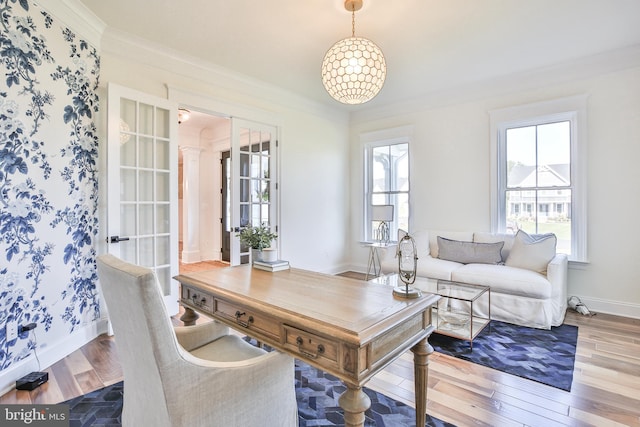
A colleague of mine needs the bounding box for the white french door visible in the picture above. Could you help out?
[230,119,278,266]
[106,83,179,315]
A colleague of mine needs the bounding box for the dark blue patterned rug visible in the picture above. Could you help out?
[430,320,578,392]
[63,359,454,426]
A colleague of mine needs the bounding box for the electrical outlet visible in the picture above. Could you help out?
[6,320,18,341]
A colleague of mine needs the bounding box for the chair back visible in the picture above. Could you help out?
[97,254,177,427]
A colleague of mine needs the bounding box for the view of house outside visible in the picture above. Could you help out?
[505,121,572,255]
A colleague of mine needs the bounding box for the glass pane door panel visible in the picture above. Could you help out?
[240,179,249,202]
[240,153,250,177]
[251,180,260,200]
[120,138,136,167]
[139,171,153,201]
[157,205,169,233]
[139,204,154,235]
[120,98,136,132]
[157,236,170,265]
[139,103,154,135]
[240,205,249,227]
[120,204,136,236]
[156,139,169,169]
[250,154,260,178]
[120,170,136,201]
[139,136,154,168]
[156,172,170,201]
[139,237,154,267]
[155,108,170,138]
[251,206,260,225]
[120,240,136,264]
[156,266,170,295]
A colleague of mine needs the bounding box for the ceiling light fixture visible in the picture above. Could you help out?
[178,108,191,124]
[321,0,386,105]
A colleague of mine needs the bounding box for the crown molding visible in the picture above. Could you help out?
[100,27,346,121]
[36,0,106,48]
[351,43,640,123]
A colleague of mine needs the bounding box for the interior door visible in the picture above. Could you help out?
[106,83,179,315]
[221,150,231,262]
[229,119,278,266]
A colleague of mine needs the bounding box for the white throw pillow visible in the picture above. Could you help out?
[505,230,557,275]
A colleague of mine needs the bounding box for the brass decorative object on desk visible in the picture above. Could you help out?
[393,230,422,299]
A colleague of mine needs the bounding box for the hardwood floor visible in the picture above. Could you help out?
[2,266,639,426]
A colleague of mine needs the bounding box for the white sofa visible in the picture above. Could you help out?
[379,230,568,329]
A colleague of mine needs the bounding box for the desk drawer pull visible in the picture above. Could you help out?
[235,311,254,328]
[296,336,325,359]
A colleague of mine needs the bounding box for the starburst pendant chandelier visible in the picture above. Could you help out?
[321,0,386,105]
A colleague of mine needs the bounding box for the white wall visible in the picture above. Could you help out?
[349,66,640,318]
[98,36,351,274]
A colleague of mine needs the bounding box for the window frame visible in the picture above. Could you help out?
[489,95,588,262]
[361,126,413,243]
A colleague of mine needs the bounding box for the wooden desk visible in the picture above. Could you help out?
[175,266,439,427]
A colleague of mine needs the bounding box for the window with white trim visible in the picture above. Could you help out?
[362,126,412,243]
[490,96,587,261]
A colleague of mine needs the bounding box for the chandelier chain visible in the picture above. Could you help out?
[351,5,356,37]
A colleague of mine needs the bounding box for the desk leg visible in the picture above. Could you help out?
[180,306,199,326]
[338,384,371,427]
[411,336,434,427]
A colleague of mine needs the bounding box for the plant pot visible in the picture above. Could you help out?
[262,248,278,262]
[251,249,263,262]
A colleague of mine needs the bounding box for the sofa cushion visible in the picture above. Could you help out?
[437,236,504,265]
[411,230,432,261]
[416,256,462,281]
[473,232,515,261]
[505,230,557,275]
[428,230,474,257]
[451,263,552,299]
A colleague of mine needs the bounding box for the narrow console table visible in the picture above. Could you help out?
[175,265,440,427]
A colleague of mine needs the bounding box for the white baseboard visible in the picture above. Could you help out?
[181,250,202,264]
[0,318,109,396]
[572,295,640,319]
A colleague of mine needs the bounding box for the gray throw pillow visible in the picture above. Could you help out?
[437,236,504,265]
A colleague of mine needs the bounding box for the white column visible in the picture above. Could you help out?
[181,146,202,263]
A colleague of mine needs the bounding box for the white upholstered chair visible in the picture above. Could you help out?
[96,254,298,427]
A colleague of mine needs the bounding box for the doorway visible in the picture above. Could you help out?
[177,111,279,266]
[177,111,230,265]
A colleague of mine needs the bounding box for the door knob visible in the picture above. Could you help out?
[107,236,130,243]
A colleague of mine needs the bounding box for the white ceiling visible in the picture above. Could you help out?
[79,0,640,110]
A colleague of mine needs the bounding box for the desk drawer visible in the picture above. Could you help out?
[214,299,279,340]
[283,325,338,365]
[181,285,213,313]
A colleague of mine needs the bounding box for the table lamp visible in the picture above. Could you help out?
[371,204,394,244]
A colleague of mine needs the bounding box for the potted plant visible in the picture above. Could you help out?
[236,224,278,262]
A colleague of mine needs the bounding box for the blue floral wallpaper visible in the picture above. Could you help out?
[0,0,100,370]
